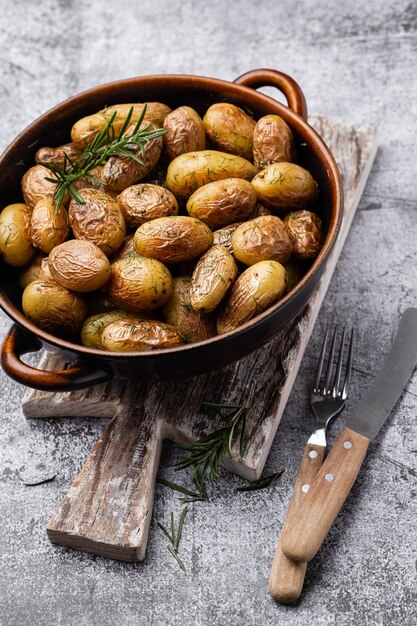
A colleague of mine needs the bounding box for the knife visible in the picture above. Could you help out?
[281,308,417,563]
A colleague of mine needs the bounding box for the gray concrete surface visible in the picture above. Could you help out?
[1,0,416,624]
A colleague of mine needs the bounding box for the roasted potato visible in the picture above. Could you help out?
[117,184,178,227]
[283,258,303,292]
[102,319,183,352]
[0,203,35,267]
[21,165,63,210]
[112,234,136,262]
[102,122,163,191]
[191,245,237,313]
[217,261,287,333]
[251,202,273,218]
[186,178,257,228]
[231,215,293,266]
[252,115,296,169]
[19,254,51,289]
[81,310,148,349]
[203,103,256,160]
[251,163,318,211]
[212,222,243,255]
[22,279,86,336]
[163,106,205,161]
[71,102,171,148]
[166,150,256,199]
[31,198,70,253]
[284,210,323,259]
[35,142,82,167]
[72,166,117,197]
[163,276,215,342]
[134,216,213,264]
[48,240,111,292]
[69,188,125,256]
[108,255,173,311]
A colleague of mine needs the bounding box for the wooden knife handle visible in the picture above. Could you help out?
[269,442,325,603]
[281,427,370,563]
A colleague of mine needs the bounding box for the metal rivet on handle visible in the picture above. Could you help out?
[325,473,334,482]
[309,450,318,459]
[301,484,310,493]
[343,441,352,449]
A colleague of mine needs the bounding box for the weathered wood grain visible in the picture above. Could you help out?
[21,117,378,561]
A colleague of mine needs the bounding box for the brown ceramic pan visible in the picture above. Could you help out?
[0,69,342,391]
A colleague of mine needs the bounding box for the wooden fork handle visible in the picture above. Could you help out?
[269,442,325,602]
[281,427,370,563]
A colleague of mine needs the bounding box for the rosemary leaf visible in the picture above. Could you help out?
[236,468,285,492]
[157,521,173,543]
[157,477,207,501]
[167,545,186,573]
[175,506,188,551]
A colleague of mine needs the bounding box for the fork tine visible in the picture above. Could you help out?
[342,328,355,399]
[332,326,346,397]
[314,328,329,391]
[323,327,338,394]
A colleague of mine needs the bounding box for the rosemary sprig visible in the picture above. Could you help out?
[43,104,166,213]
[157,507,188,572]
[174,402,248,489]
[236,468,285,492]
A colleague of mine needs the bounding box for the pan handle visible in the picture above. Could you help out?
[233,69,308,121]
[1,324,112,392]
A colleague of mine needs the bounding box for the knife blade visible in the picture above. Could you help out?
[281,308,417,564]
[347,307,417,439]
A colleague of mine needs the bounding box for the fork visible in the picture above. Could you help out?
[268,326,354,603]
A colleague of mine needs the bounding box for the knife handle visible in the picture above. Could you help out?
[269,442,325,603]
[281,427,370,563]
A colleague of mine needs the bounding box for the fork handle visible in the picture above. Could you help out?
[281,427,370,563]
[269,442,325,603]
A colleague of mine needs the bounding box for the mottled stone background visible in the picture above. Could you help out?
[0,1,416,624]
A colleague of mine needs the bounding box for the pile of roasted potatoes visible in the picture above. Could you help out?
[0,101,323,352]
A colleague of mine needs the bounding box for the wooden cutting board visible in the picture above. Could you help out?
[22,117,377,562]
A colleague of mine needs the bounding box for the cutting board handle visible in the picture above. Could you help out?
[47,397,163,561]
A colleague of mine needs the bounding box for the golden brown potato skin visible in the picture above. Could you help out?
[212,222,243,255]
[117,184,178,227]
[191,245,237,313]
[102,122,163,191]
[252,115,296,169]
[102,319,183,352]
[35,142,82,167]
[163,276,215,342]
[71,102,171,148]
[251,163,318,211]
[21,165,62,210]
[108,255,173,312]
[163,106,205,161]
[186,178,257,229]
[81,310,147,349]
[112,234,136,262]
[19,254,51,289]
[166,150,256,199]
[30,198,70,254]
[22,279,87,336]
[48,240,111,292]
[69,188,126,256]
[134,216,213,264]
[217,261,287,333]
[231,215,293,266]
[284,210,323,260]
[283,258,303,292]
[0,203,35,267]
[203,103,256,160]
